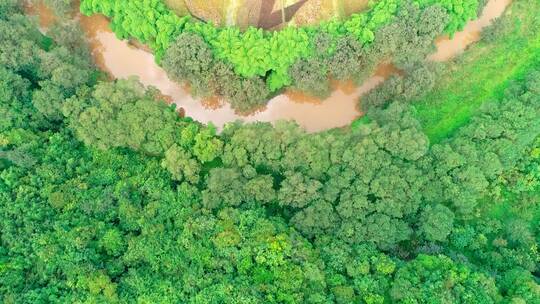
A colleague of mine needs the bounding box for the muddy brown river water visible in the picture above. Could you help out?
[26,0,511,132]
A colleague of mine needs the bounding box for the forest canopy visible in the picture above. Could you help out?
[1,0,539,303]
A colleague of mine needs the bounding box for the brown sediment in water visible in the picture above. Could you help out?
[155,91,175,105]
[329,63,401,95]
[78,14,127,78]
[376,63,403,78]
[26,0,512,132]
[230,101,272,117]
[284,90,324,105]
[331,79,358,95]
[201,96,225,109]
[181,83,192,95]
[130,40,153,53]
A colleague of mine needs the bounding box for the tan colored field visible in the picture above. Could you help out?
[164,0,189,15]
[165,0,370,28]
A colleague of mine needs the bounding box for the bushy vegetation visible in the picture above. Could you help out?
[1,3,539,302]
[359,0,540,145]
[362,63,440,111]
[161,33,270,114]
[416,0,479,35]
[43,0,75,17]
[79,0,480,112]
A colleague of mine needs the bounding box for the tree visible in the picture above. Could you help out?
[362,63,440,111]
[498,269,540,304]
[162,33,271,113]
[291,200,338,237]
[0,12,44,79]
[0,0,19,20]
[225,75,270,114]
[416,0,479,35]
[377,2,448,68]
[192,124,223,163]
[32,81,66,121]
[31,40,94,121]
[162,33,215,97]
[63,78,180,155]
[244,174,276,204]
[290,58,331,99]
[221,121,303,172]
[419,204,455,242]
[0,67,35,131]
[327,34,376,82]
[162,144,201,183]
[390,255,501,303]
[280,133,333,179]
[47,21,92,59]
[278,171,323,209]
[202,167,276,210]
[316,238,396,304]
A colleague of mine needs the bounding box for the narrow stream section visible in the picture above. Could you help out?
[429,0,512,61]
[27,0,512,132]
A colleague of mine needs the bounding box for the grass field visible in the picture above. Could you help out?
[413,0,540,143]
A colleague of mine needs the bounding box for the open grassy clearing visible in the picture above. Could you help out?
[413,0,540,143]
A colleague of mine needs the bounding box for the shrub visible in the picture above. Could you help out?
[289,58,331,99]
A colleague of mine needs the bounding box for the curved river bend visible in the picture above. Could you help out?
[27,0,511,132]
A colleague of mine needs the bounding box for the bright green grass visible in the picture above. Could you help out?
[413,0,540,144]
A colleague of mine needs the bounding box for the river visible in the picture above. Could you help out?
[429,0,512,61]
[25,0,511,132]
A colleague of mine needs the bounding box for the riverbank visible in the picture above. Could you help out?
[412,0,540,143]
[26,0,510,133]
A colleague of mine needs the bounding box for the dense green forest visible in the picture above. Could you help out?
[1,0,539,303]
